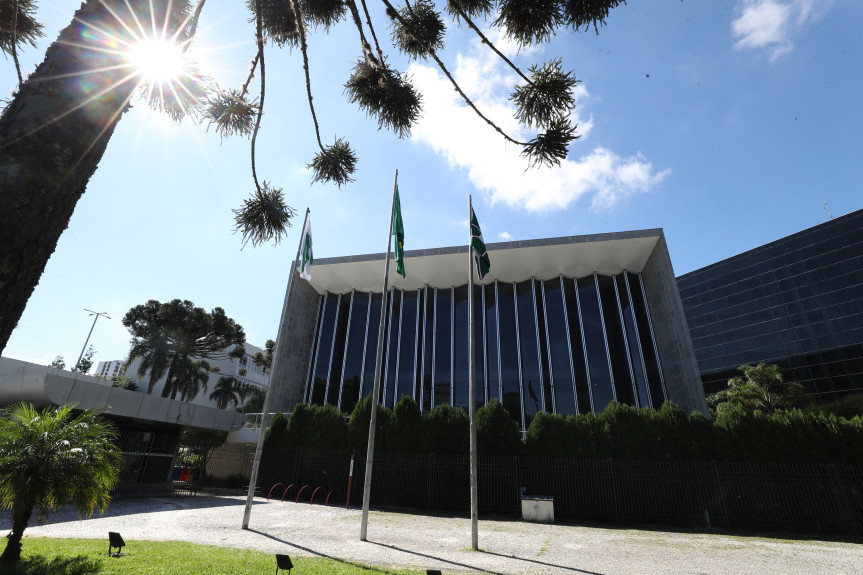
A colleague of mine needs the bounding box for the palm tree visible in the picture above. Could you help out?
[0,404,123,563]
[210,376,241,410]
[176,359,212,402]
[125,329,172,395]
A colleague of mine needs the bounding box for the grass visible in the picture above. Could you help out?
[5,538,423,575]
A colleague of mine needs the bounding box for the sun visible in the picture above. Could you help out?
[128,39,185,83]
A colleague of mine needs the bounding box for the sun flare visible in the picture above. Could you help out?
[129,39,185,83]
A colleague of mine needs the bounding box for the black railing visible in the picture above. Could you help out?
[193,447,863,536]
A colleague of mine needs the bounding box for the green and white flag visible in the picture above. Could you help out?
[393,186,406,278]
[299,216,313,280]
[470,206,490,280]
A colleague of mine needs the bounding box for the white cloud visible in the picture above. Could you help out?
[408,37,666,214]
[732,0,833,60]
[498,231,512,240]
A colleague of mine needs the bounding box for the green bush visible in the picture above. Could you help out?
[306,403,347,450]
[389,395,422,453]
[477,399,522,456]
[347,394,392,452]
[421,404,469,454]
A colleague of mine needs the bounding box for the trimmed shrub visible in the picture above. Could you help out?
[477,399,522,456]
[389,395,422,453]
[421,404,469,454]
[307,403,347,450]
[347,393,392,452]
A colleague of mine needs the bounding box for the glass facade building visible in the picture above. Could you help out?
[302,274,668,426]
[677,208,863,399]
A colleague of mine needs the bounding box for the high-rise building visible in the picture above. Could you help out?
[268,228,707,428]
[678,208,863,400]
[95,359,125,379]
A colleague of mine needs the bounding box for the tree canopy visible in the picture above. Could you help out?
[0,404,123,562]
[707,363,808,416]
[0,0,630,355]
[123,299,246,396]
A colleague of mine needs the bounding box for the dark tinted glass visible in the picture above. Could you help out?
[485,283,500,402]
[422,287,434,412]
[311,293,339,405]
[535,281,552,413]
[303,295,325,404]
[517,280,541,426]
[434,287,452,407]
[361,293,383,399]
[497,282,521,424]
[563,279,591,414]
[383,290,401,408]
[578,276,614,412]
[544,279,577,416]
[397,290,419,403]
[327,294,351,406]
[453,285,470,409]
[474,285,486,408]
[597,275,634,406]
[340,292,368,414]
[616,275,650,408]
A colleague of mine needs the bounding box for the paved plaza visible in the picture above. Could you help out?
[3,496,861,574]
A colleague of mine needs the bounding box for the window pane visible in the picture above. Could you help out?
[341,292,369,414]
[616,275,650,409]
[563,279,591,414]
[497,282,521,424]
[630,273,666,407]
[517,280,541,427]
[597,275,635,406]
[544,279,577,416]
[397,290,419,404]
[327,294,351,406]
[453,285,470,409]
[422,288,434,412]
[535,281,552,413]
[383,290,401,408]
[434,288,452,407]
[304,296,325,403]
[361,293,383,400]
[311,293,339,405]
[474,285,486,408]
[578,276,614,412]
[485,283,500,402]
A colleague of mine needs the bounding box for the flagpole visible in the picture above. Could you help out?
[468,195,479,550]
[360,170,399,541]
[242,207,310,530]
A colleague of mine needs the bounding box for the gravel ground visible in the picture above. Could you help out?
[2,496,861,575]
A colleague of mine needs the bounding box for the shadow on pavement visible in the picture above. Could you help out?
[479,550,605,575]
[0,496,248,530]
[248,529,404,574]
[367,541,506,575]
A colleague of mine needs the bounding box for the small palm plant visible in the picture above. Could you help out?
[209,376,241,410]
[0,404,123,563]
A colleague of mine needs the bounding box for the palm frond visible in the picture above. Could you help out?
[308,138,357,187]
[510,59,577,128]
[232,183,297,248]
[344,59,422,139]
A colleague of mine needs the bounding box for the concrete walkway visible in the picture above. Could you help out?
[3,496,861,574]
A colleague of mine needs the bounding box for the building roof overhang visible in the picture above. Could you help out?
[304,229,663,294]
[0,357,246,432]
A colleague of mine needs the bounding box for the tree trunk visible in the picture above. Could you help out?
[0,0,183,353]
[0,503,33,563]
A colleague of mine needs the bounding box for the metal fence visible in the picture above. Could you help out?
[196,447,863,536]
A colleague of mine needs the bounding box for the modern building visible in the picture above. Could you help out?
[677,208,863,400]
[95,359,125,379]
[268,229,708,428]
[125,342,268,410]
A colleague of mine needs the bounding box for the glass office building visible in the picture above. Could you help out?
[269,229,707,426]
[677,208,863,400]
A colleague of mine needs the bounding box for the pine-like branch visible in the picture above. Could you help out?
[358,0,385,62]
[251,0,267,193]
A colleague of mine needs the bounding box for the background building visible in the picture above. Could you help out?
[677,208,863,400]
[125,342,267,410]
[268,229,708,427]
[95,359,125,379]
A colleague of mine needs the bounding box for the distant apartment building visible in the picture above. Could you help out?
[95,359,125,379]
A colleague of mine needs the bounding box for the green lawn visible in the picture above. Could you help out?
[5,538,421,575]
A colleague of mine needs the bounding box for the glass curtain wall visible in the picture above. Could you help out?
[305,273,665,428]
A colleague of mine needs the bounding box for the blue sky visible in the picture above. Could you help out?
[4,0,861,368]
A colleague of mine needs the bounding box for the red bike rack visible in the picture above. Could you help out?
[280,484,298,502]
[267,483,285,501]
[295,485,310,503]
[325,488,342,506]
[309,486,325,505]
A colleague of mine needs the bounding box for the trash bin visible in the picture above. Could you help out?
[521,494,555,523]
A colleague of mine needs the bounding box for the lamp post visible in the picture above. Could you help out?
[75,309,110,371]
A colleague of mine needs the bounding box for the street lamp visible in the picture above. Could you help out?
[75,309,111,371]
